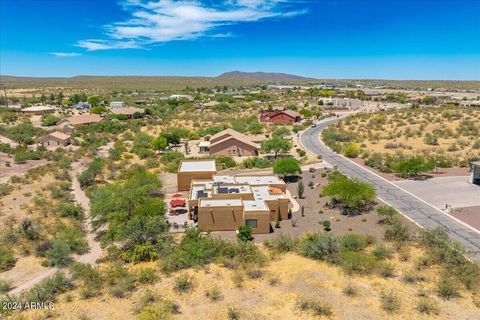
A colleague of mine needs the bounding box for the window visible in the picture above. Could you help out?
[245,219,257,228]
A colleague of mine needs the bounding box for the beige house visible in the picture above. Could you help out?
[110,107,145,118]
[177,160,217,191]
[206,129,262,157]
[62,114,103,126]
[21,105,57,115]
[39,131,71,147]
[181,161,290,234]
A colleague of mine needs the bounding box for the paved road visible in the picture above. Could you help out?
[301,118,480,261]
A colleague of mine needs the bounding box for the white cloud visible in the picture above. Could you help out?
[51,52,82,57]
[77,0,305,51]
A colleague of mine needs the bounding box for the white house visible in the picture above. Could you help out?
[109,101,124,109]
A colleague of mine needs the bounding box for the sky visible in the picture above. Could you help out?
[1,0,479,80]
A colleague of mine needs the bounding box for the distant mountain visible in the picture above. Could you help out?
[217,71,316,82]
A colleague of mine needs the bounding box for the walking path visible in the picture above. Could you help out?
[300,117,480,261]
[7,148,109,295]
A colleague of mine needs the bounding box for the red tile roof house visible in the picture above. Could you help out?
[260,109,301,124]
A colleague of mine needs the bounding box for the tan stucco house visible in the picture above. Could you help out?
[179,159,290,234]
[177,160,217,191]
[39,131,71,147]
[205,129,262,157]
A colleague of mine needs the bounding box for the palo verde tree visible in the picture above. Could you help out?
[393,156,434,179]
[322,172,376,215]
[261,137,292,158]
[273,158,301,179]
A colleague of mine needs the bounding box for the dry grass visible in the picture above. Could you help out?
[13,247,480,320]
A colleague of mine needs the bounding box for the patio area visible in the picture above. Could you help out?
[165,192,195,232]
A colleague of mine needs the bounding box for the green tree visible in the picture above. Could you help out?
[248,120,263,134]
[41,114,61,126]
[394,156,434,178]
[299,108,313,117]
[237,225,253,242]
[322,173,376,215]
[90,106,107,114]
[271,127,290,139]
[87,96,102,107]
[273,158,301,178]
[151,136,168,150]
[342,143,360,158]
[45,240,72,267]
[261,137,292,158]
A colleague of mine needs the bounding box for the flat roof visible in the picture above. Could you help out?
[251,186,286,201]
[234,175,284,185]
[243,200,269,211]
[179,160,216,172]
[190,185,211,200]
[213,175,236,184]
[213,184,252,194]
[200,199,242,207]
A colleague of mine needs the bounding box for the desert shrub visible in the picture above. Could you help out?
[0,183,13,196]
[423,133,438,145]
[59,203,84,219]
[416,298,440,315]
[342,283,358,297]
[173,274,195,293]
[205,286,222,302]
[342,143,360,158]
[35,240,54,257]
[384,218,410,244]
[1,123,44,144]
[137,300,179,320]
[299,233,339,262]
[69,263,103,298]
[380,291,401,313]
[24,272,73,303]
[0,246,16,271]
[45,240,72,267]
[401,271,427,284]
[57,227,89,254]
[41,114,61,126]
[296,297,333,317]
[376,206,397,224]
[264,233,297,252]
[246,269,263,280]
[215,156,236,169]
[0,279,12,293]
[339,234,367,252]
[268,274,280,286]
[372,245,390,259]
[136,268,158,284]
[162,228,265,272]
[340,251,376,275]
[227,306,241,320]
[237,225,253,242]
[377,263,395,278]
[242,156,272,169]
[77,158,104,187]
[436,275,460,299]
[231,271,244,288]
[110,276,136,298]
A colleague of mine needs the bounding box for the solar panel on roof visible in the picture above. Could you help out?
[218,187,228,194]
[197,190,208,198]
